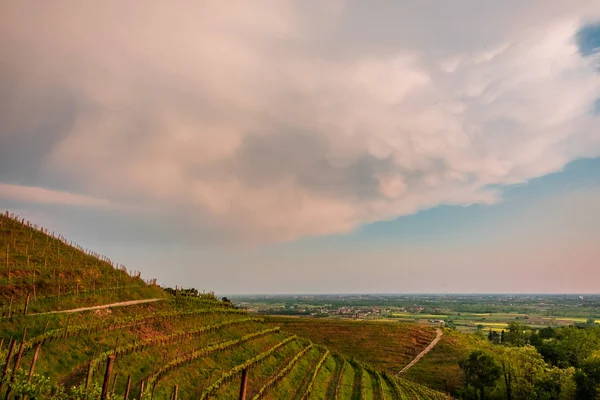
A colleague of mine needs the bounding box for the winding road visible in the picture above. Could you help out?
[398,328,443,374]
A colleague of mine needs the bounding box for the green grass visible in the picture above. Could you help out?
[339,360,356,399]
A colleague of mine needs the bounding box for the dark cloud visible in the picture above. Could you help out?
[230,131,393,199]
[0,68,77,186]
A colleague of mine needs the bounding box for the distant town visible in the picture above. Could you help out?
[229,293,600,332]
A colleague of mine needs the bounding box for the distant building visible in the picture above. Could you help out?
[428,319,445,326]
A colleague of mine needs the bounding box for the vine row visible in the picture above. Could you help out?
[300,349,330,400]
[251,342,314,400]
[199,335,299,400]
[89,317,264,374]
[22,307,245,353]
[144,327,283,395]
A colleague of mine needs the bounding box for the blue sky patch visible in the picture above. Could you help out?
[577,23,600,56]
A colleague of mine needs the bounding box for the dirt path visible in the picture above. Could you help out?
[34,298,162,315]
[398,328,443,374]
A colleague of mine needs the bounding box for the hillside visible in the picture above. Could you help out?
[403,330,492,394]
[266,317,437,372]
[0,212,452,399]
[0,212,165,314]
[265,314,492,395]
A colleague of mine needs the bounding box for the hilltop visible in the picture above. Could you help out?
[0,211,165,315]
[0,212,451,399]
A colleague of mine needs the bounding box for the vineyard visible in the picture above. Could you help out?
[0,212,452,399]
[266,317,438,373]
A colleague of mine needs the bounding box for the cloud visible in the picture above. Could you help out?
[2,1,600,244]
[0,183,113,208]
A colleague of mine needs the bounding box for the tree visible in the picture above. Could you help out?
[504,322,529,347]
[556,326,599,367]
[498,346,547,400]
[534,366,575,400]
[538,327,556,339]
[575,356,600,399]
[459,350,501,400]
[536,341,568,367]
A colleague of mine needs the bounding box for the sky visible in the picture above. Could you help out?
[1,1,600,294]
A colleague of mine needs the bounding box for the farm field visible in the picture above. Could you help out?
[389,311,600,333]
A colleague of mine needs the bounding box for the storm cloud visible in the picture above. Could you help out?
[2,1,600,245]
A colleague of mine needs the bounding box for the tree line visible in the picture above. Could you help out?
[459,321,600,399]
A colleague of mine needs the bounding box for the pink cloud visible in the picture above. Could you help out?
[2,2,600,244]
[0,183,113,208]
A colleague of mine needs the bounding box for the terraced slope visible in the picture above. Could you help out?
[0,211,165,314]
[0,212,451,399]
[267,317,437,372]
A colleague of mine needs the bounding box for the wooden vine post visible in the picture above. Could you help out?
[22,343,42,400]
[63,315,71,339]
[23,293,30,315]
[86,360,94,389]
[100,355,115,400]
[13,327,27,371]
[0,339,16,393]
[111,373,118,398]
[171,385,179,400]
[5,243,9,284]
[28,343,41,379]
[4,328,27,400]
[124,375,132,400]
[238,368,248,400]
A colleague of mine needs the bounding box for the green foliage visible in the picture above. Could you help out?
[3,369,51,400]
[503,322,530,347]
[459,350,501,399]
[575,356,600,399]
[534,366,575,400]
[497,346,546,399]
[58,383,102,400]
